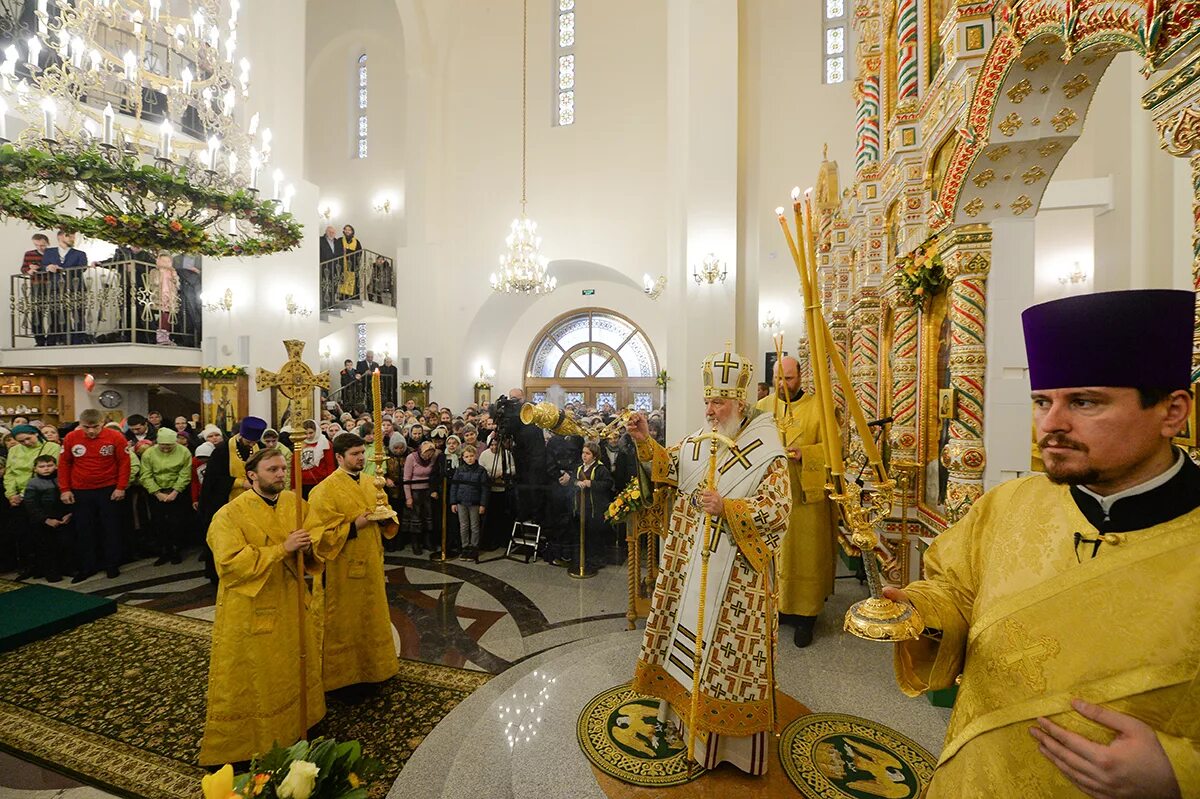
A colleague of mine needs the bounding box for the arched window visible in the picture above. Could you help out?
[525,309,660,410]
[356,53,368,159]
[555,0,575,126]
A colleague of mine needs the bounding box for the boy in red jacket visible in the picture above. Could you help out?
[60,408,131,581]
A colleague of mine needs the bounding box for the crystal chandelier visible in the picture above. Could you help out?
[0,0,300,256]
[489,0,555,295]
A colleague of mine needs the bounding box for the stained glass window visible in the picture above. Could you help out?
[527,311,658,379]
[596,392,616,410]
[633,393,653,412]
[533,392,547,404]
[565,392,585,406]
[356,54,368,158]
[822,2,849,84]
[555,1,575,126]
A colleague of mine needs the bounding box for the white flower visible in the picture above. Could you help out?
[277,760,320,799]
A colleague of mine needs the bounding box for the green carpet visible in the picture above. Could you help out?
[0,600,490,799]
[0,583,116,652]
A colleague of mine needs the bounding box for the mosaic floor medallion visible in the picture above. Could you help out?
[577,682,703,788]
[779,713,937,799]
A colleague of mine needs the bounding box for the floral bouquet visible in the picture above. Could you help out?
[201,738,383,799]
[893,235,948,307]
[606,473,653,523]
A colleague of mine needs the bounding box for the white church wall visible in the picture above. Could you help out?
[738,0,858,373]
[389,0,673,413]
[304,0,406,261]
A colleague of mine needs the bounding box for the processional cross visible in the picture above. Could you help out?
[256,340,330,436]
[253,340,330,743]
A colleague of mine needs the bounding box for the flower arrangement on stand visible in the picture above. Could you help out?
[200,366,249,379]
[893,235,948,307]
[605,474,653,524]
[201,738,382,799]
[655,371,670,390]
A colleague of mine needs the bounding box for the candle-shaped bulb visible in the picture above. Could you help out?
[206,135,220,169]
[159,119,173,158]
[224,33,236,62]
[26,35,41,68]
[148,0,161,21]
[222,87,235,115]
[181,66,192,93]
[122,49,136,80]
[271,168,283,199]
[227,151,238,177]
[102,102,114,144]
[208,24,219,48]
[261,127,272,154]
[192,9,205,36]
[39,96,54,138]
[131,10,143,35]
[88,48,100,72]
[247,111,259,136]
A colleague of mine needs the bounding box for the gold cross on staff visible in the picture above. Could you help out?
[256,340,331,435]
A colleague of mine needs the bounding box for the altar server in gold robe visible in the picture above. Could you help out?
[628,349,792,775]
[884,289,1200,798]
[200,448,324,765]
[755,355,834,647]
[306,432,399,691]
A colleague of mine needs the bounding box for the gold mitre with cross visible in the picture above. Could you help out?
[702,346,753,400]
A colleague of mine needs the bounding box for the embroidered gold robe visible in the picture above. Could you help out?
[200,489,325,765]
[306,469,399,690]
[755,391,834,615]
[895,475,1200,797]
[634,410,792,774]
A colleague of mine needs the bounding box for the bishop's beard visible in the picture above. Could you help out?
[713,411,745,443]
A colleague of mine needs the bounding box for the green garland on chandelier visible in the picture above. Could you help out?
[0,143,303,257]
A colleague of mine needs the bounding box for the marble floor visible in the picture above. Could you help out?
[0,546,950,798]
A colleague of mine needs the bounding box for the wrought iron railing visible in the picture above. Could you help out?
[324,371,399,413]
[320,248,396,312]
[9,260,200,348]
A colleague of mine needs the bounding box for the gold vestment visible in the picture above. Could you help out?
[896,476,1200,797]
[755,392,834,615]
[306,469,399,690]
[200,489,325,765]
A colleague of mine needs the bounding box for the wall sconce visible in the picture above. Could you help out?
[761,309,780,330]
[285,293,312,317]
[1058,261,1087,286]
[692,254,727,285]
[372,193,396,215]
[643,273,666,300]
[319,199,341,222]
[478,364,496,381]
[203,287,234,312]
[320,346,331,361]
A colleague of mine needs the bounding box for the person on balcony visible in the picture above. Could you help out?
[319,225,343,309]
[380,356,399,408]
[174,254,202,347]
[41,229,89,345]
[19,233,50,346]
[338,225,362,300]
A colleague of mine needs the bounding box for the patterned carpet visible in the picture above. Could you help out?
[0,598,490,799]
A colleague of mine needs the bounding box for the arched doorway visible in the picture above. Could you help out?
[524,309,660,412]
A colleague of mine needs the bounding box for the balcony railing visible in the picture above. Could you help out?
[320,248,396,313]
[9,261,200,348]
[325,372,398,413]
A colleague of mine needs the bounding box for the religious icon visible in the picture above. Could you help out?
[937,388,956,420]
[1172,382,1200,447]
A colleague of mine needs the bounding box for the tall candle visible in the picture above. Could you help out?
[102,103,114,145]
[371,368,383,458]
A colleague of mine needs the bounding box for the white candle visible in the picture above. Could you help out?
[247,111,259,135]
[123,50,136,81]
[88,48,100,72]
[102,103,114,145]
[224,33,236,63]
[249,148,260,189]
[36,0,47,35]
[148,0,161,22]
[282,184,295,212]
[26,35,41,69]
[272,169,283,200]
[192,10,204,37]
[261,128,272,158]
[39,97,54,138]
[159,119,173,159]
[181,66,192,94]
[227,151,238,178]
[206,136,220,170]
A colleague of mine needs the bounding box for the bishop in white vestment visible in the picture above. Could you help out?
[628,349,792,775]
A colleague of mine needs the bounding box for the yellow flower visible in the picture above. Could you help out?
[348,773,361,789]
[914,286,925,296]
[202,765,234,799]
[630,489,640,499]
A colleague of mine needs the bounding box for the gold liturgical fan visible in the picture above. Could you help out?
[775,187,923,643]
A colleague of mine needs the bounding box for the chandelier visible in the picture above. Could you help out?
[0,0,301,256]
[489,0,555,295]
[693,254,728,285]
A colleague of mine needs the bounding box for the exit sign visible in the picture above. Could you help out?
[581,289,595,296]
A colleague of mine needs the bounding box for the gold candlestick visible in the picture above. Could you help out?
[367,367,397,522]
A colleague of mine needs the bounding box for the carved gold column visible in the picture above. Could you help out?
[850,289,883,461]
[939,226,991,522]
[883,286,920,499]
[1144,48,1200,380]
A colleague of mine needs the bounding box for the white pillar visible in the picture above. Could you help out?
[665,0,739,438]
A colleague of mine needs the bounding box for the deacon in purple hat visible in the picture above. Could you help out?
[195,415,271,584]
[883,290,1199,798]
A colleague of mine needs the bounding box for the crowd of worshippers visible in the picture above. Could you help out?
[17,231,202,347]
[317,224,394,307]
[0,391,668,583]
